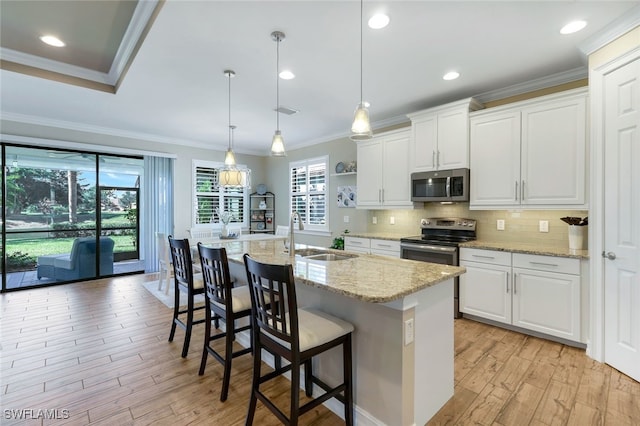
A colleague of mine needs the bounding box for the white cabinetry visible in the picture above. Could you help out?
[408,98,483,172]
[460,249,512,324]
[344,237,400,258]
[460,248,583,343]
[357,129,416,209]
[469,88,587,209]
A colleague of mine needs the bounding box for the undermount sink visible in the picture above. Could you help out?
[294,248,358,262]
[304,253,358,262]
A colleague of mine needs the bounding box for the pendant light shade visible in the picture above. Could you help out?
[219,168,249,187]
[224,125,237,166]
[350,0,373,141]
[270,31,287,156]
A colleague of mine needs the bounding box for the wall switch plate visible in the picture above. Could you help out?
[539,220,549,233]
[343,215,349,223]
[497,219,505,231]
[372,216,377,224]
[404,318,414,346]
[390,216,395,225]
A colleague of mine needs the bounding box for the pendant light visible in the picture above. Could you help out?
[270,31,286,156]
[219,70,250,188]
[350,0,372,141]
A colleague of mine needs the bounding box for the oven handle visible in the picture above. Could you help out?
[401,243,457,253]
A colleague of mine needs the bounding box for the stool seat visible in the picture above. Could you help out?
[269,308,354,352]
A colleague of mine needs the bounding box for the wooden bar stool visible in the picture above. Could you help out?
[197,243,252,401]
[243,254,354,425]
[167,236,206,358]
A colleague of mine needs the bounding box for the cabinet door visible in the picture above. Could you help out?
[521,94,586,205]
[356,140,383,207]
[382,131,412,207]
[469,110,521,207]
[512,268,580,341]
[460,260,512,324]
[410,114,437,172]
[438,108,469,170]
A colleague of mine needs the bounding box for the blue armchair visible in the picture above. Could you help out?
[37,237,115,281]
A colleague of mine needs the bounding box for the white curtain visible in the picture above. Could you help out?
[142,156,174,272]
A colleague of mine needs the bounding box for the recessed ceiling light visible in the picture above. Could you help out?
[39,35,65,47]
[560,20,587,35]
[443,71,460,81]
[279,70,295,80]
[368,13,389,29]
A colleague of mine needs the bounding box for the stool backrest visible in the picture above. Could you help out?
[168,236,195,290]
[243,254,299,349]
[198,243,232,315]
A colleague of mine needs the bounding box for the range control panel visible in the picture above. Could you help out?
[420,217,477,231]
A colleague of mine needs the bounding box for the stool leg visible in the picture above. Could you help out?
[245,344,261,425]
[290,358,300,426]
[198,308,211,376]
[344,334,354,426]
[304,359,313,397]
[168,283,179,343]
[182,294,194,358]
[220,320,233,402]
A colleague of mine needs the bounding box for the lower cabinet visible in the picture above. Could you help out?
[344,236,400,258]
[460,248,583,343]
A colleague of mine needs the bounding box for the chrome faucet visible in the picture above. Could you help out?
[289,211,304,258]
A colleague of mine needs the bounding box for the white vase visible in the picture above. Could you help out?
[568,225,586,250]
[221,224,229,238]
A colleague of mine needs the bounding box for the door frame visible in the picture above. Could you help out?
[588,45,640,362]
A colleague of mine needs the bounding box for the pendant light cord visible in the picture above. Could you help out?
[359,0,363,104]
[228,72,232,150]
[276,35,280,131]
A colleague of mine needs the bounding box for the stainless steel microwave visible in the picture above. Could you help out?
[411,168,470,202]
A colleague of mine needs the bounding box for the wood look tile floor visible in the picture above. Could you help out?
[1,274,639,426]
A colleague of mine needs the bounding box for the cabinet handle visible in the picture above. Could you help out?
[432,151,436,167]
[515,181,518,201]
[472,254,495,259]
[521,180,525,201]
[513,273,517,294]
[506,272,510,293]
[377,243,391,248]
[382,188,385,203]
[529,261,559,268]
[437,150,441,167]
[378,189,382,203]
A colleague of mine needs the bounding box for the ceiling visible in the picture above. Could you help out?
[1,1,639,156]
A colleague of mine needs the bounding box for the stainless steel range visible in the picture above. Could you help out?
[400,218,477,318]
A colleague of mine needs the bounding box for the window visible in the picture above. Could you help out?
[193,160,248,228]
[289,156,328,232]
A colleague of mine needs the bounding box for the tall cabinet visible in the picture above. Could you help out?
[249,191,275,234]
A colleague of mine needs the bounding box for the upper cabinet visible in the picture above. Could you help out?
[469,88,588,209]
[407,98,483,172]
[356,128,418,209]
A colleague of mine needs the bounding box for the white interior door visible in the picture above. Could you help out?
[603,57,640,382]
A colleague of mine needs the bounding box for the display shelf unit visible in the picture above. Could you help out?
[249,191,275,234]
[330,172,357,177]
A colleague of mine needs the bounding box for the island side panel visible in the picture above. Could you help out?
[413,278,455,424]
[295,283,407,425]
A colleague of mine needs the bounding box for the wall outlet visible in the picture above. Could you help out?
[497,219,505,231]
[372,216,377,224]
[404,318,414,346]
[390,216,395,225]
[539,220,549,233]
[343,215,349,223]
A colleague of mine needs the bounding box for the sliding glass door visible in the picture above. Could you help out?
[2,145,143,291]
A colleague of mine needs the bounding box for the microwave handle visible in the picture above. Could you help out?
[446,176,451,198]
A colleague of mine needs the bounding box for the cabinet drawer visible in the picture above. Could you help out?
[370,239,400,252]
[513,253,580,275]
[344,237,370,248]
[460,248,511,266]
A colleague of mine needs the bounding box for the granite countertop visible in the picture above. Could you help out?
[343,232,406,241]
[213,239,465,303]
[459,240,590,260]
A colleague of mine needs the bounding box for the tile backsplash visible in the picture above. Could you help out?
[366,204,588,249]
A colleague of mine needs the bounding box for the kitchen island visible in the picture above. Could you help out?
[207,239,465,425]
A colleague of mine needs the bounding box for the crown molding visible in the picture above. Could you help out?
[579,5,640,56]
[473,67,588,104]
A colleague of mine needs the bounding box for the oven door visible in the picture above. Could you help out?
[400,243,457,265]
